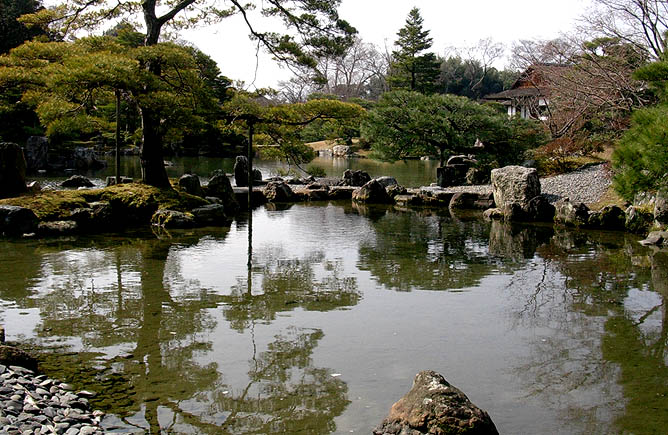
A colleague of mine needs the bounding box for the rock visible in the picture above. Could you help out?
[526,195,555,222]
[24,137,49,172]
[264,181,295,203]
[178,174,204,197]
[151,209,195,229]
[0,346,37,372]
[73,147,105,170]
[654,190,668,226]
[233,156,261,187]
[37,221,79,236]
[374,176,398,188]
[625,206,654,234]
[437,165,470,188]
[88,202,113,228]
[332,145,351,157]
[26,181,41,194]
[105,176,133,187]
[328,186,357,200]
[386,184,408,199]
[466,167,488,185]
[587,205,625,230]
[639,231,668,246]
[554,199,589,227]
[483,208,505,220]
[447,155,477,166]
[61,175,94,188]
[449,192,494,210]
[491,166,540,217]
[373,370,498,435]
[0,142,28,199]
[191,204,228,226]
[0,326,4,343]
[352,179,393,204]
[341,170,371,187]
[0,205,39,236]
[205,170,239,214]
[419,188,454,207]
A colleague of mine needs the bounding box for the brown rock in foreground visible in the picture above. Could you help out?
[374,370,498,435]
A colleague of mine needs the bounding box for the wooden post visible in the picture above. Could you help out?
[115,89,121,185]
[247,122,254,268]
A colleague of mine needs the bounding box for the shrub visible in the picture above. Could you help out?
[306,165,327,177]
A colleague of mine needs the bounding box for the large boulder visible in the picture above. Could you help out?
[490,166,540,215]
[332,145,351,157]
[0,142,28,199]
[0,205,38,236]
[73,147,105,170]
[264,181,295,202]
[625,206,654,234]
[654,190,668,226]
[352,179,393,204]
[554,199,589,227]
[526,195,556,222]
[191,204,228,226]
[373,370,498,435]
[61,175,94,188]
[178,173,204,197]
[437,165,470,187]
[449,192,495,210]
[24,136,49,172]
[341,169,371,187]
[374,176,398,188]
[587,205,625,230]
[206,170,239,212]
[233,156,262,187]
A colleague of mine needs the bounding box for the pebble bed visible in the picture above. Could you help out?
[437,163,612,205]
[0,364,103,435]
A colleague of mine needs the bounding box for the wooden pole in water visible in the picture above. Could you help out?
[115,89,121,185]
[247,122,254,268]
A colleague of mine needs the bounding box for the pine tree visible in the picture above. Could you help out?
[389,7,441,94]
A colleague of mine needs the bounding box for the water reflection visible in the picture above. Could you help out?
[1,228,352,433]
[1,206,668,433]
[356,208,503,291]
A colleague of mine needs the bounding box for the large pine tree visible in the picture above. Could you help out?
[389,7,440,94]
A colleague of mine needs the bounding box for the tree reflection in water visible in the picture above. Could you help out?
[503,225,667,434]
[4,227,353,434]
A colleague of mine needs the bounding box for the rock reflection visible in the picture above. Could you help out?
[357,208,501,291]
[488,220,554,261]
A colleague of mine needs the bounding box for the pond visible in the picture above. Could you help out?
[34,155,441,189]
[1,202,667,434]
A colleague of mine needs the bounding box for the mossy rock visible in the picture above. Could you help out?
[0,183,209,228]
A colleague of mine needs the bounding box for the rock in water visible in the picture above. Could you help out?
[352,179,393,204]
[24,136,49,171]
[374,370,498,435]
[341,169,371,187]
[234,155,249,187]
[491,166,540,214]
[178,173,204,197]
[61,175,94,188]
[0,142,28,199]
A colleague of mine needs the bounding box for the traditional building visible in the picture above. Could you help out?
[484,64,566,120]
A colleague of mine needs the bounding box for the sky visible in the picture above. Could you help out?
[182,0,594,90]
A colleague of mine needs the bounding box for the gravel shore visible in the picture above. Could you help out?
[0,364,103,435]
[438,163,612,205]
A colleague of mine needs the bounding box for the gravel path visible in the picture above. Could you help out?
[541,163,612,204]
[436,163,612,205]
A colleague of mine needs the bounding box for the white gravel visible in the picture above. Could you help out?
[436,163,612,205]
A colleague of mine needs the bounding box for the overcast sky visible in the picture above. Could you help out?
[182,0,593,90]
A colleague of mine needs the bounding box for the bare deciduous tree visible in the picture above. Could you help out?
[582,0,668,59]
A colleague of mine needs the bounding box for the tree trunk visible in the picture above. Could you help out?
[140,108,170,188]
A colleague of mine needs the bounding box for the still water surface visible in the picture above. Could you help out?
[41,155,441,188]
[1,203,666,434]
